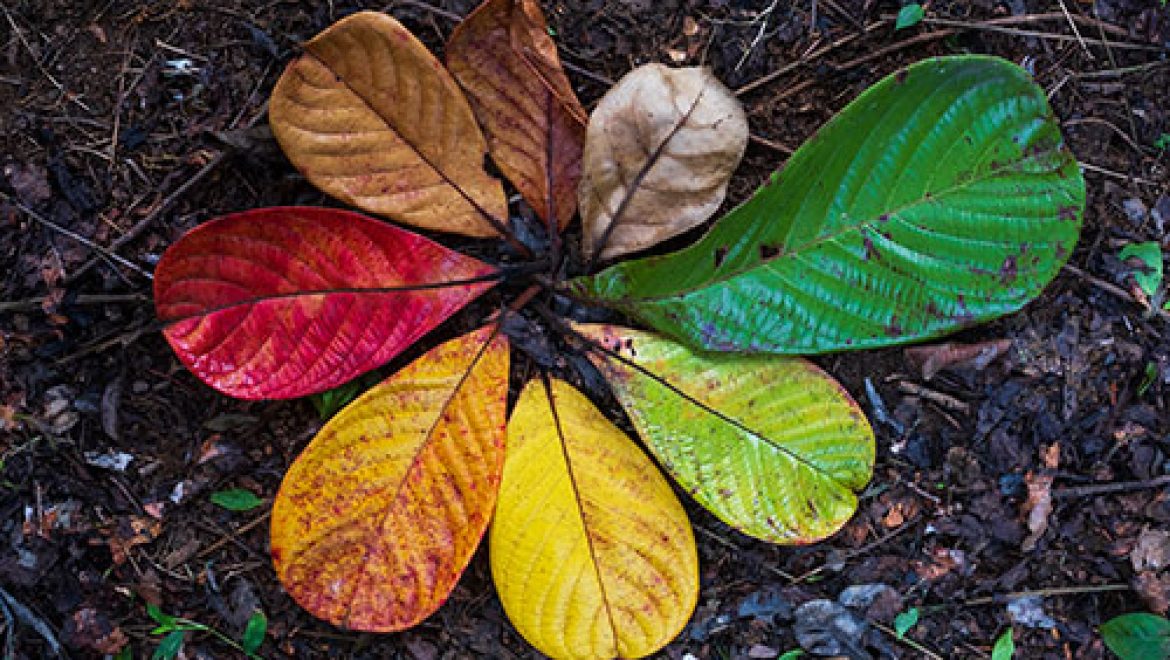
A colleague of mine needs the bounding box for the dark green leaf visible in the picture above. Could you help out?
[210,488,264,512]
[1101,613,1170,659]
[571,56,1084,355]
[896,4,925,30]
[309,377,370,420]
[894,607,919,639]
[242,610,267,655]
[1155,133,1170,150]
[152,630,185,660]
[991,629,1014,660]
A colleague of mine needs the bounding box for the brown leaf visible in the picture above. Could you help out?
[904,338,1012,380]
[1132,527,1170,572]
[96,515,162,565]
[447,0,587,232]
[1021,443,1060,552]
[270,12,507,237]
[579,64,747,261]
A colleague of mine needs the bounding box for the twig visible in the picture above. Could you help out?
[7,196,153,279]
[961,583,1131,607]
[0,293,148,314]
[0,587,62,657]
[898,381,970,414]
[195,511,271,560]
[692,525,799,582]
[67,103,270,284]
[922,17,1164,52]
[871,619,946,660]
[832,29,957,71]
[1055,0,1093,58]
[1078,161,1161,188]
[1053,474,1170,499]
[1061,264,1170,322]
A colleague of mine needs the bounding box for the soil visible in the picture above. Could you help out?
[2,0,1169,658]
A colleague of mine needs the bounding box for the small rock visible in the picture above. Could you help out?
[747,644,779,659]
[793,599,871,658]
[1122,197,1148,226]
[1006,595,1056,629]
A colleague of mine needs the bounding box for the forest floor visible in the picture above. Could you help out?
[2,0,1169,658]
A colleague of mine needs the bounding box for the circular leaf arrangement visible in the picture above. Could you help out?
[152,2,1085,658]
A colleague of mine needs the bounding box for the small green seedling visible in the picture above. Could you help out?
[147,603,266,659]
[209,488,264,512]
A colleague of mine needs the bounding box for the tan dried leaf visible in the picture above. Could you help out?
[270,11,507,237]
[579,64,748,261]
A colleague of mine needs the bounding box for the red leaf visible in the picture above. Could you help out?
[154,207,497,400]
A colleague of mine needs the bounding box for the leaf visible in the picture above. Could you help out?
[1118,241,1163,299]
[241,610,267,655]
[490,377,698,658]
[269,11,507,237]
[446,0,587,232]
[896,4,925,30]
[576,324,874,544]
[152,630,184,660]
[991,629,1015,660]
[271,326,509,631]
[579,64,748,261]
[894,607,919,639]
[572,56,1084,354]
[146,603,173,628]
[210,488,264,512]
[309,376,373,420]
[155,207,497,400]
[1101,613,1170,659]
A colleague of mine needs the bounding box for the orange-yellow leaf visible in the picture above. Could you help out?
[270,11,507,237]
[447,0,587,231]
[270,326,509,631]
[490,378,697,659]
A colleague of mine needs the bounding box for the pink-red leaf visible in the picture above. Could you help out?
[154,207,497,400]
[446,0,587,232]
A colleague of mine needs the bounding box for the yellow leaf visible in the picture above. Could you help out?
[491,378,697,659]
[270,326,509,631]
[270,11,508,237]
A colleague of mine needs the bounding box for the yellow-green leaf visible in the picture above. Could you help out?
[270,326,509,631]
[491,377,697,659]
[576,324,874,544]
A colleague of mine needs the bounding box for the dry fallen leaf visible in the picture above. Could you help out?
[1021,443,1060,552]
[579,64,747,261]
[446,0,587,232]
[270,11,507,237]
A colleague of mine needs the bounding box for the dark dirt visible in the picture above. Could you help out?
[2,0,1170,658]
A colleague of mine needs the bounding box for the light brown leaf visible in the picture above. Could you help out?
[579,64,747,261]
[269,11,507,237]
[446,0,587,232]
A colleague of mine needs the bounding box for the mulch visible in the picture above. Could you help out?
[2,0,1169,658]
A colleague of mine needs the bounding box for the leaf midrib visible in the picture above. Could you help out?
[601,138,1071,305]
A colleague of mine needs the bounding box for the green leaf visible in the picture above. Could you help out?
[146,603,174,627]
[571,56,1084,355]
[241,610,267,655]
[894,607,920,638]
[1118,242,1163,299]
[115,646,133,660]
[210,488,264,512]
[896,4,925,30]
[576,324,874,544]
[309,377,370,420]
[778,651,805,660]
[991,629,1015,660]
[152,630,185,660]
[1101,613,1170,659]
[1155,133,1170,150]
[1139,362,1158,397]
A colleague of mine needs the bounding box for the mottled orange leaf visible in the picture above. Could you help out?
[270,326,509,631]
[447,0,587,232]
[270,11,507,237]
